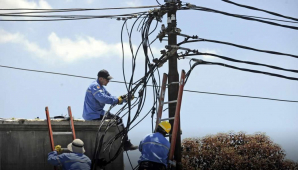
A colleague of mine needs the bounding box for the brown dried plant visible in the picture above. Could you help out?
[181,132,298,170]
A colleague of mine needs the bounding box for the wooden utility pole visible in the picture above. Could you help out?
[166,0,181,169]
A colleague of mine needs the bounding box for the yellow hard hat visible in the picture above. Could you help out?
[158,121,171,134]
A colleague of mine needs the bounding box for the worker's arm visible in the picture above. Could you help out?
[91,85,118,105]
[47,151,64,166]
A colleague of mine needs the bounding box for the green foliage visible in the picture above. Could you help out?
[182,132,298,170]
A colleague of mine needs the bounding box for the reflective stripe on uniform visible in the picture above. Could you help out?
[142,141,169,150]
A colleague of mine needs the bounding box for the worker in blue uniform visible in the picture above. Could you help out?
[47,139,91,170]
[82,69,137,151]
[138,121,171,170]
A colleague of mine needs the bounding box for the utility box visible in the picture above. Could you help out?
[0,118,124,170]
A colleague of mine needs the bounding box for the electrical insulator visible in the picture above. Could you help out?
[161,24,165,31]
[167,17,171,23]
[171,14,176,21]
[164,0,177,2]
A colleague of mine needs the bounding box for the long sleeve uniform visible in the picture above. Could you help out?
[47,151,91,170]
[138,132,170,167]
[83,80,119,120]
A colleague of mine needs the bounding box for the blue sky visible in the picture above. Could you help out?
[0,0,297,168]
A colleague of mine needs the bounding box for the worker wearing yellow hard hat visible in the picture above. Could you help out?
[138,121,171,170]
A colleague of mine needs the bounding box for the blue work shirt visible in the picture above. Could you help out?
[48,151,91,170]
[138,132,170,167]
[83,80,119,120]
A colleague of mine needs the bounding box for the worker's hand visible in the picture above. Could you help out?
[118,96,124,104]
[118,94,135,104]
[55,145,62,153]
[122,94,135,103]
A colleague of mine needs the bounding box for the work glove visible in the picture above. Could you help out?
[118,94,135,104]
[118,95,124,104]
[55,145,62,153]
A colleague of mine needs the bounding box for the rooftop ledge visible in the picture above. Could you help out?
[0,118,118,131]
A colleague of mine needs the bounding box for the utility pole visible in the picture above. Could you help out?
[165,0,181,169]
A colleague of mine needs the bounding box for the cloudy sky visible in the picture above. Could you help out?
[0,0,297,168]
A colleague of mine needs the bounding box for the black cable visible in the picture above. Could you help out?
[98,13,161,166]
[178,38,298,59]
[0,12,145,19]
[183,89,298,103]
[180,6,298,30]
[194,60,298,81]
[0,13,138,18]
[0,5,160,12]
[222,0,298,22]
[183,52,298,73]
[239,14,298,24]
[156,0,162,5]
[0,11,146,22]
[1,64,297,102]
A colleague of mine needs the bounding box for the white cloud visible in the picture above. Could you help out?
[0,29,48,58]
[124,0,142,7]
[0,30,23,43]
[47,33,140,62]
[0,29,160,63]
[1,0,52,9]
[86,0,94,4]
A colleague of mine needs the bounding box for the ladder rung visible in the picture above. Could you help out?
[160,117,175,121]
[163,100,177,104]
[167,82,179,86]
[53,132,72,135]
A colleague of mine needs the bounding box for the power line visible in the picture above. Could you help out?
[180,5,298,30]
[0,5,160,12]
[178,38,298,59]
[237,14,298,24]
[0,12,146,21]
[183,89,298,103]
[222,0,298,22]
[189,60,298,81]
[182,52,298,73]
[0,64,297,103]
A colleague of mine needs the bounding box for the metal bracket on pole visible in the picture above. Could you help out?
[164,0,178,2]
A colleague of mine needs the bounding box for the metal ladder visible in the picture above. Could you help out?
[45,106,76,152]
[155,70,186,167]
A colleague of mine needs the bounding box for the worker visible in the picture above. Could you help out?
[82,69,137,151]
[47,139,91,170]
[138,121,171,170]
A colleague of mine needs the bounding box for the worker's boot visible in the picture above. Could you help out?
[123,140,138,151]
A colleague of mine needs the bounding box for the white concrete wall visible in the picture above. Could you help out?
[0,119,123,170]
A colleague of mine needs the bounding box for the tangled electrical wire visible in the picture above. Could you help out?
[90,5,171,170]
[2,1,298,169]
